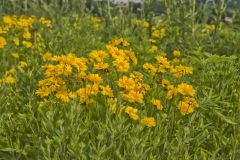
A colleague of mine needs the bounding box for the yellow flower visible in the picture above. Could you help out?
[18,61,28,71]
[149,46,158,53]
[107,98,118,112]
[170,65,193,78]
[113,58,130,72]
[149,39,156,43]
[177,83,196,97]
[162,79,171,88]
[143,63,157,75]
[127,49,138,65]
[122,90,144,104]
[151,98,163,110]
[6,68,16,75]
[155,56,170,68]
[22,41,32,48]
[206,24,215,31]
[0,37,7,48]
[42,52,52,61]
[94,63,109,70]
[87,74,103,84]
[177,97,198,115]
[101,85,113,97]
[5,76,16,84]
[118,76,136,91]
[23,31,31,39]
[13,38,20,46]
[166,85,178,100]
[173,50,181,57]
[88,50,108,62]
[0,27,7,34]
[152,28,166,38]
[125,106,139,120]
[130,71,143,81]
[39,17,52,26]
[143,21,149,28]
[56,90,76,102]
[141,117,156,127]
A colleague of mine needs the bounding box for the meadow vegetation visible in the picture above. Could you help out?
[0,0,240,159]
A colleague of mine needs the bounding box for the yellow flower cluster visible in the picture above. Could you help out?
[36,38,198,127]
[0,16,51,50]
[118,72,150,104]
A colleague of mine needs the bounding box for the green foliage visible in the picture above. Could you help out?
[0,0,240,159]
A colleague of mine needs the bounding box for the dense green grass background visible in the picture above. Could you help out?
[0,0,240,159]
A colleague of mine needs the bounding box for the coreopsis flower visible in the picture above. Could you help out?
[22,41,32,48]
[151,98,163,110]
[0,37,7,48]
[141,117,156,127]
[130,71,143,81]
[3,16,13,25]
[13,37,20,46]
[39,17,52,26]
[101,85,113,97]
[23,31,31,39]
[90,84,99,95]
[113,58,130,72]
[170,65,193,78]
[37,77,66,96]
[0,27,7,34]
[125,106,139,120]
[177,97,198,115]
[94,63,109,70]
[42,64,72,77]
[6,68,16,75]
[42,52,52,61]
[143,63,157,75]
[166,85,178,100]
[88,50,108,62]
[172,58,180,64]
[118,76,136,91]
[127,49,138,65]
[5,76,16,84]
[56,90,76,102]
[76,71,87,82]
[77,85,95,104]
[149,39,156,43]
[143,21,149,28]
[87,74,103,84]
[149,46,158,53]
[155,56,170,68]
[107,98,118,112]
[177,83,196,97]
[107,45,127,60]
[137,83,151,94]
[18,61,28,71]
[109,38,130,47]
[122,90,144,104]
[152,28,166,38]
[36,87,51,97]
[206,24,215,31]
[72,57,88,71]
[162,79,171,88]
[173,50,181,57]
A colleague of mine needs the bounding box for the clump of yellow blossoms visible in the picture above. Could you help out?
[0,36,7,48]
[36,38,198,127]
[0,16,51,51]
